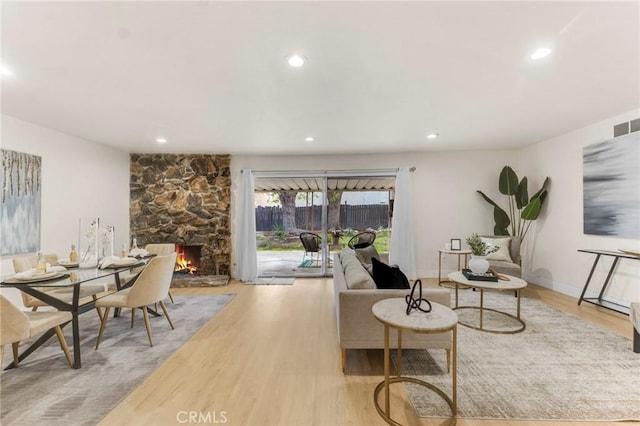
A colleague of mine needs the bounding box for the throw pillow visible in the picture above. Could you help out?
[482,237,513,262]
[371,257,410,289]
[355,245,380,266]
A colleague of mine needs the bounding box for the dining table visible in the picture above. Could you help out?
[1,260,147,369]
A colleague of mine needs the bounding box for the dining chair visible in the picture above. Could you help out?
[0,295,74,368]
[12,255,105,319]
[117,243,176,303]
[95,252,177,349]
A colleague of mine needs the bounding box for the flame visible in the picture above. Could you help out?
[175,251,198,274]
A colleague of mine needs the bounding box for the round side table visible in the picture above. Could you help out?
[448,271,527,334]
[372,298,458,425]
[438,249,471,288]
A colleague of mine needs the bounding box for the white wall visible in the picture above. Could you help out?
[1,114,130,305]
[519,109,640,305]
[231,150,521,279]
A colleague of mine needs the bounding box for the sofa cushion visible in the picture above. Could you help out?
[340,249,376,290]
[482,236,513,262]
[355,245,380,266]
[371,257,410,289]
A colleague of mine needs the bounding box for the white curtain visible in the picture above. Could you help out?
[389,166,416,280]
[236,169,257,282]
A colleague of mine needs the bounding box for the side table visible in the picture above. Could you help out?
[438,249,471,288]
[372,298,458,425]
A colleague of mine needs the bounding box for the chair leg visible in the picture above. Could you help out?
[168,291,175,303]
[341,348,346,373]
[53,325,74,368]
[131,308,136,328]
[31,306,38,312]
[12,342,20,367]
[159,301,174,329]
[142,307,153,347]
[92,295,104,322]
[95,307,111,350]
[446,349,451,373]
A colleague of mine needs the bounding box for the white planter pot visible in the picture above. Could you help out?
[469,255,490,274]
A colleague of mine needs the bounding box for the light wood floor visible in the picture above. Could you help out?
[99,278,632,426]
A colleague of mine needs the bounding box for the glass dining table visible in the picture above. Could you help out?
[1,262,145,369]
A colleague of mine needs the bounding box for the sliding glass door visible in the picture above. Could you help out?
[254,171,395,278]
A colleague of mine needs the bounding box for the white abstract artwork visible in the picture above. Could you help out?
[1,149,42,255]
[583,132,640,239]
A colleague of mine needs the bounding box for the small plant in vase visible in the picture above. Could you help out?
[466,233,499,273]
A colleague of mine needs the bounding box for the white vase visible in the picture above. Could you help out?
[469,255,490,274]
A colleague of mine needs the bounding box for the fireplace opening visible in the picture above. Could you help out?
[175,245,202,275]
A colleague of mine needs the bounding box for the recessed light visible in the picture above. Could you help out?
[530,48,552,60]
[0,65,13,76]
[287,55,306,68]
[155,137,167,144]
[305,136,315,142]
[427,133,439,139]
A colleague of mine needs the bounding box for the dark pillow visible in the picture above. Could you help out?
[371,257,410,289]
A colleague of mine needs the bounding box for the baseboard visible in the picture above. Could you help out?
[523,272,632,309]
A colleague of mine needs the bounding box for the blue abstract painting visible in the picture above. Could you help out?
[1,149,42,255]
[583,132,640,239]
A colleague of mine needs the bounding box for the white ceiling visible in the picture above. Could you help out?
[1,1,638,155]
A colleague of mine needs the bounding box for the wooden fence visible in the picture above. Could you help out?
[256,204,389,231]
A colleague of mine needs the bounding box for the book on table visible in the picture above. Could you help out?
[462,268,498,282]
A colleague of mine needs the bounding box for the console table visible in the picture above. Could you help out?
[577,249,639,315]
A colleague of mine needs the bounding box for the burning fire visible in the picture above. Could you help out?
[175,251,198,274]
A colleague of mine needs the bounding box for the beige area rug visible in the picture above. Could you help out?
[395,290,640,421]
[1,294,235,426]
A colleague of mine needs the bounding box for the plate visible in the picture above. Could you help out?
[13,271,68,283]
[111,257,139,266]
[58,260,79,268]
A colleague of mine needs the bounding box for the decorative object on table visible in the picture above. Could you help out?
[583,132,639,239]
[69,243,78,262]
[450,238,461,251]
[465,233,499,273]
[405,279,432,315]
[100,224,115,258]
[461,268,498,282]
[477,165,550,241]
[0,149,42,255]
[78,217,99,268]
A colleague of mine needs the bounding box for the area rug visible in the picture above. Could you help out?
[1,293,235,426]
[249,277,296,285]
[395,290,640,421]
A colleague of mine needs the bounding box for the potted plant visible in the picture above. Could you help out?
[465,233,499,273]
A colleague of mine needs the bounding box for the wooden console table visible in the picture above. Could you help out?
[577,249,639,315]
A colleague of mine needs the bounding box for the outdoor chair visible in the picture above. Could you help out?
[347,231,376,249]
[299,232,322,267]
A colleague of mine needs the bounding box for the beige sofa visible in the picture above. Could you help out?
[333,251,452,373]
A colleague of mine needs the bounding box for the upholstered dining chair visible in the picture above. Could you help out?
[118,243,176,303]
[95,252,177,349]
[12,255,105,319]
[0,295,74,368]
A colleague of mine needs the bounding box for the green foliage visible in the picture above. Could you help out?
[272,224,286,240]
[477,166,550,241]
[465,233,499,256]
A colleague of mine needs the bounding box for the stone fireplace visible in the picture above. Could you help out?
[175,244,202,275]
[129,154,231,286]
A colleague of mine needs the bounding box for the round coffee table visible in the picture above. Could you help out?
[372,298,458,425]
[448,271,527,334]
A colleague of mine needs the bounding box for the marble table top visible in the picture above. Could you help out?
[448,271,527,291]
[372,298,458,333]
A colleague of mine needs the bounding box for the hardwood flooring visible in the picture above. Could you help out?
[99,278,632,426]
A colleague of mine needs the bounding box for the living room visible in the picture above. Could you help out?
[1,2,639,425]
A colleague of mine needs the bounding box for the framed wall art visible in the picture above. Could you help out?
[1,149,42,255]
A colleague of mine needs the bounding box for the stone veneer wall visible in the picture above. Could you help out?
[130,154,231,276]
